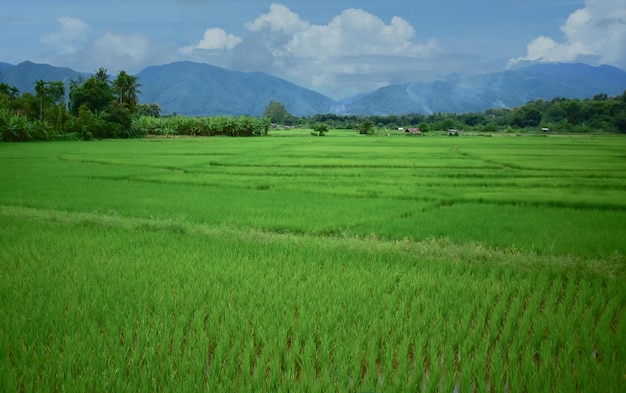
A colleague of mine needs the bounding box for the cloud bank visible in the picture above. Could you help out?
[510,0,626,68]
[39,17,172,75]
[181,3,444,97]
[39,17,89,54]
[36,2,624,99]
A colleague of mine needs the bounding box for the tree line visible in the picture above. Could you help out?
[264,92,626,134]
[2,68,625,142]
[0,67,149,141]
[0,67,273,141]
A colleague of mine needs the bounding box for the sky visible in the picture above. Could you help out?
[1,0,625,99]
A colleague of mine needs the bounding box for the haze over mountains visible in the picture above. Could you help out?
[2,60,626,117]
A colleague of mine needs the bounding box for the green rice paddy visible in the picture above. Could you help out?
[1,132,625,391]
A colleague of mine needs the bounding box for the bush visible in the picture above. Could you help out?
[25,120,53,141]
[0,109,29,141]
[358,119,374,135]
[131,115,270,137]
[313,123,329,136]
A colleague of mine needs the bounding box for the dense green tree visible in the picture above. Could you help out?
[112,70,141,112]
[418,122,430,132]
[33,80,65,122]
[358,119,374,135]
[614,111,626,133]
[11,93,38,118]
[458,112,484,127]
[0,83,19,99]
[509,103,542,128]
[35,80,45,121]
[544,103,565,123]
[262,101,295,125]
[137,103,161,117]
[563,100,584,125]
[103,100,132,137]
[94,67,110,83]
[69,75,115,116]
[312,123,329,136]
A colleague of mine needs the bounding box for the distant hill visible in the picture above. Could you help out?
[0,61,86,96]
[342,63,626,115]
[2,60,626,116]
[136,61,336,117]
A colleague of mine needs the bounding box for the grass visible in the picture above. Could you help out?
[1,132,625,391]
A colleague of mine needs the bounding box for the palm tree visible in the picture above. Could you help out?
[112,71,141,112]
[94,67,110,83]
[35,80,46,121]
[0,83,19,99]
[9,86,19,99]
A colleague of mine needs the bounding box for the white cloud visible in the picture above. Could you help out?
[167,4,445,98]
[39,16,89,53]
[245,3,309,35]
[41,30,171,74]
[88,32,163,71]
[179,28,241,55]
[287,9,440,58]
[510,0,626,67]
[274,8,442,97]
[38,17,171,73]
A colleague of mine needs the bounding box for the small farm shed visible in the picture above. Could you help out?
[406,128,422,136]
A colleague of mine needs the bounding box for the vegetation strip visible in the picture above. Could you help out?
[1,204,623,278]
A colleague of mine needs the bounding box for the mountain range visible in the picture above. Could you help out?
[2,60,626,117]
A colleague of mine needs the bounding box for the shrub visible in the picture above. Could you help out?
[358,119,374,135]
[313,123,329,136]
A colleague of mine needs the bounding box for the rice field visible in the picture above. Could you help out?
[1,132,625,391]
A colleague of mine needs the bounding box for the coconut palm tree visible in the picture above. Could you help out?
[112,71,141,112]
[94,67,110,83]
[0,83,19,99]
[35,80,45,121]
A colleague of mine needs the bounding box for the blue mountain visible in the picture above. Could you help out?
[136,61,336,117]
[2,60,625,116]
[0,61,86,96]
[342,63,626,115]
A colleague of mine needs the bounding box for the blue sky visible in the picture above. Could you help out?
[2,0,624,98]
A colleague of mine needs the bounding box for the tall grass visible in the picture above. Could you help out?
[1,134,625,391]
[0,212,623,391]
[1,135,624,257]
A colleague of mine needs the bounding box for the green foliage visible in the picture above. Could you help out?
[24,120,53,141]
[112,70,141,112]
[2,70,625,144]
[103,100,133,138]
[307,91,626,134]
[137,103,161,118]
[69,75,114,116]
[0,83,20,99]
[358,119,374,135]
[509,103,542,128]
[131,115,270,137]
[262,100,296,125]
[312,123,329,136]
[0,108,29,141]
